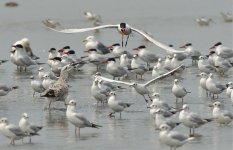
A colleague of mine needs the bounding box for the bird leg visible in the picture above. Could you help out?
[29,136,32,143]
[33,92,35,97]
[148,94,153,102]
[142,95,149,103]
[108,112,115,118]
[125,35,130,47]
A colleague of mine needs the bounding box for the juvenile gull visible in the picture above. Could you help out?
[19,113,43,143]
[66,100,102,136]
[41,63,76,109]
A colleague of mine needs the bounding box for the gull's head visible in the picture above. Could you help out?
[133,54,138,58]
[22,113,29,119]
[83,36,95,43]
[226,82,233,88]
[182,104,189,111]
[152,92,160,98]
[38,67,44,72]
[213,101,221,108]
[159,124,171,131]
[0,117,9,125]
[20,38,30,47]
[200,72,207,78]
[174,79,179,84]
[208,73,213,78]
[199,56,205,60]
[131,82,137,87]
[43,74,50,79]
[112,43,120,48]
[109,91,116,96]
[68,100,77,106]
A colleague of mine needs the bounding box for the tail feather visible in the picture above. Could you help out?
[91,123,102,128]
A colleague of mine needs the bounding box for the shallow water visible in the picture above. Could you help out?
[0,0,232,150]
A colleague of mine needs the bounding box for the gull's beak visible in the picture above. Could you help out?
[107,45,113,50]
[209,45,215,49]
[84,50,89,53]
[83,39,87,43]
[11,45,16,48]
[132,48,139,51]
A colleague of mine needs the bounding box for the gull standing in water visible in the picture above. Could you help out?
[226,82,233,98]
[83,36,110,54]
[19,113,43,143]
[96,65,185,104]
[41,63,76,109]
[107,92,133,117]
[179,104,212,136]
[198,72,209,96]
[172,79,191,103]
[46,22,187,54]
[211,101,233,125]
[159,124,194,150]
[30,76,45,97]
[0,117,27,145]
[66,100,102,136]
[205,73,226,99]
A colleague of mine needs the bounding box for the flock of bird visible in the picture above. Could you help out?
[0,11,233,150]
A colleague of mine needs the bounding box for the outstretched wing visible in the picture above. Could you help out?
[47,24,118,34]
[144,64,185,87]
[131,27,185,53]
[96,76,134,86]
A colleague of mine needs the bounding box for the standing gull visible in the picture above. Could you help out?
[83,36,110,54]
[211,101,233,125]
[19,113,43,143]
[179,104,212,136]
[0,117,27,145]
[107,92,133,117]
[41,63,76,109]
[172,79,190,103]
[159,124,194,150]
[66,100,102,136]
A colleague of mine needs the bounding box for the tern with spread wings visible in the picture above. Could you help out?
[46,22,186,54]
